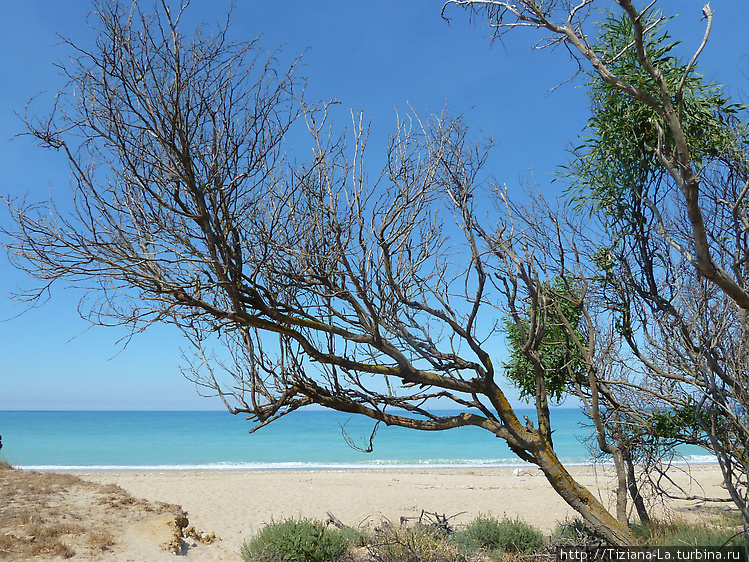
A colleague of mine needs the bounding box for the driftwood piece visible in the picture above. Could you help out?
[398,510,466,534]
[325,511,349,530]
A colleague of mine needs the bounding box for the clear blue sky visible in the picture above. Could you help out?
[1,1,746,411]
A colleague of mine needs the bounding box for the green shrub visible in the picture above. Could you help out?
[459,515,545,555]
[338,524,369,548]
[240,517,350,562]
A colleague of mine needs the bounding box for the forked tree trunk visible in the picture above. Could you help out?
[490,380,635,544]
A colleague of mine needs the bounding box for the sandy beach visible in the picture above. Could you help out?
[48,464,727,561]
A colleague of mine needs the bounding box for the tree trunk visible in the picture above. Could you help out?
[534,447,637,546]
[612,448,629,523]
[623,449,650,527]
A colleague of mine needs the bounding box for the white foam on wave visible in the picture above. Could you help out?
[19,454,719,472]
[684,454,718,463]
[20,458,536,471]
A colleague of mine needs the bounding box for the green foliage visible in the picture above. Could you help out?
[646,401,747,466]
[566,9,745,220]
[241,516,548,562]
[458,515,545,555]
[503,278,587,403]
[240,517,351,562]
[648,399,704,440]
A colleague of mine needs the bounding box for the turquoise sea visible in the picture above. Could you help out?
[0,409,715,470]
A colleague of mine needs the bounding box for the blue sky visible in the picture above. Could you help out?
[1,1,747,411]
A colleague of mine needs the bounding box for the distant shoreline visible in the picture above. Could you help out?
[18,457,719,472]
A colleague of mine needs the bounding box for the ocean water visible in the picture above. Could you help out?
[0,409,715,470]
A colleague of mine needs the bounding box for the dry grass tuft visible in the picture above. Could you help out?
[27,538,77,559]
[86,528,116,552]
[26,522,86,539]
[366,523,464,562]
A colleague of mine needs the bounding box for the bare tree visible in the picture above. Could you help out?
[2,0,646,546]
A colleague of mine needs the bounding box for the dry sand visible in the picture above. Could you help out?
[1,463,732,561]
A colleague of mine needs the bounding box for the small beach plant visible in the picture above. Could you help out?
[458,515,545,555]
[240,517,350,562]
